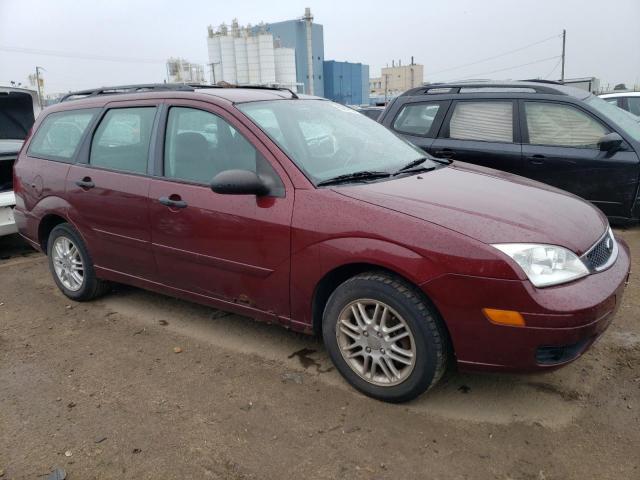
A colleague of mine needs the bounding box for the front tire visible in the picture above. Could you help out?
[47,223,109,301]
[322,272,448,403]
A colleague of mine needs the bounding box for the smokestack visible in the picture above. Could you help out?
[411,56,414,65]
[303,7,314,95]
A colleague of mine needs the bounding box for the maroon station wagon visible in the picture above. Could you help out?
[14,84,630,402]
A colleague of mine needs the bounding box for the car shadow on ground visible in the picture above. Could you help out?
[99,282,602,427]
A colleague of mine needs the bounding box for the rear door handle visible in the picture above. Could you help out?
[433,149,455,159]
[527,154,546,165]
[75,177,95,189]
[159,196,188,209]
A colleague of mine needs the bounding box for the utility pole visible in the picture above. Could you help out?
[384,73,389,104]
[35,66,45,108]
[209,62,220,85]
[560,29,566,83]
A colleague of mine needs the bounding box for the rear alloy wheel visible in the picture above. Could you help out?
[323,272,448,402]
[51,236,84,292]
[47,223,110,301]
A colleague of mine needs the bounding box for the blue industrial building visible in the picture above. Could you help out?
[323,61,369,105]
[262,15,325,97]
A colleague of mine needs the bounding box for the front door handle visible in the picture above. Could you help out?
[433,149,455,159]
[75,177,95,189]
[527,154,546,165]
[159,196,188,209]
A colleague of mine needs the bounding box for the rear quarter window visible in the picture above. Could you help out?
[28,109,98,162]
[393,103,442,136]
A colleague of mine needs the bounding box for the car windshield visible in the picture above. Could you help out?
[237,99,436,184]
[585,95,640,143]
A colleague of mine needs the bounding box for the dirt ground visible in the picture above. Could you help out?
[0,229,638,480]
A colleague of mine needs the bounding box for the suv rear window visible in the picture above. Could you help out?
[28,109,98,162]
[448,101,513,143]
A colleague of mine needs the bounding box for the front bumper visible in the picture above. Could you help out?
[0,191,17,237]
[422,237,630,372]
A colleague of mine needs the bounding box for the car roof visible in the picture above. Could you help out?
[400,80,591,100]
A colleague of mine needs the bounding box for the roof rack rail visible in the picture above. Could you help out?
[60,83,196,102]
[401,80,570,97]
[519,79,564,85]
[60,82,299,102]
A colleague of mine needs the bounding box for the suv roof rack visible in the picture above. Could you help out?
[60,82,299,102]
[401,80,571,97]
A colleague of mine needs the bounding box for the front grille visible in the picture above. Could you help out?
[582,228,617,272]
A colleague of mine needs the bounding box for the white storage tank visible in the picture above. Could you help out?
[258,33,276,84]
[247,36,260,84]
[274,47,296,85]
[234,36,249,84]
[219,35,237,83]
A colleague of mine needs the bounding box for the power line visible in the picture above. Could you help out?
[459,55,561,79]
[0,45,167,64]
[429,33,562,76]
[544,57,563,79]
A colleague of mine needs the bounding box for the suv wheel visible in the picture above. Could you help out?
[47,223,109,301]
[322,272,448,402]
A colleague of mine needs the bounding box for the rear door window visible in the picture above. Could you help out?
[28,109,98,162]
[393,102,442,136]
[524,102,607,148]
[447,101,513,143]
[89,107,156,174]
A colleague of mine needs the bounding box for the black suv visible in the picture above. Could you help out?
[379,81,640,222]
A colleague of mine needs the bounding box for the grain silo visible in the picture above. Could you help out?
[246,35,260,84]
[234,33,249,84]
[274,47,296,86]
[219,34,237,84]
[258,33,276,84]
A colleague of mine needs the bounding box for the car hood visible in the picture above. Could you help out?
[336,161,608,255]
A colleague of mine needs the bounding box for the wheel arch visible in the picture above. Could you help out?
[38,213,70,252]
[311,262,453,355]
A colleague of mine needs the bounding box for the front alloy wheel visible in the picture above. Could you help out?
[336,299,416,386]
[323,272,449,403]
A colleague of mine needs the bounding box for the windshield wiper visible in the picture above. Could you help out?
[395,157,429,173]
[317,170,391,186]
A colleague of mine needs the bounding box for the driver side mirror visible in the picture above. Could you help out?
[598,132,624,153]
[210,169,269,196]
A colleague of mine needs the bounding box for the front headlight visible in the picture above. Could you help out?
[492,243,589,287]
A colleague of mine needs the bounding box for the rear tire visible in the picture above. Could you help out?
[322,272,448,403]
[47,223,109,301]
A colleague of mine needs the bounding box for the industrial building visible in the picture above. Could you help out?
[370,59,424,102]
[206,8,322,95]
[259,8,324,96]
[206,21,298,91]
[166,58,206,84]
[323,61,369,105]
[205,8,372,103]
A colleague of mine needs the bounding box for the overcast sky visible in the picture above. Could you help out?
[1,0,638,94]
